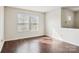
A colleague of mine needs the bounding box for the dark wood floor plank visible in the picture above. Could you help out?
[1,37,79,53]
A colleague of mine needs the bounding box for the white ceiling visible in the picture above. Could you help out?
[10,6,56,13]
[64,6,79,11]
[8,6,79,12]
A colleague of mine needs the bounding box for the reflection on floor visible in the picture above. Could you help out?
[1,36,79,53]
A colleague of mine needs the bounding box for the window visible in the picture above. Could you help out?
[30,15,39,31]
[16,13,39,33]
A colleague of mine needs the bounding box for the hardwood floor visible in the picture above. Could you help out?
[1,36,79,53]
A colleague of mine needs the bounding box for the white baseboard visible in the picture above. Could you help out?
[5,35,46,41]
[47,35,79,47]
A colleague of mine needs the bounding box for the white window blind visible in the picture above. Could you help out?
[16,13,39,33]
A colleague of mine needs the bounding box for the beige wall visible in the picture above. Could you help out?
[0,6,4,41]
[74,11,79,28]
[0,6,4,52]
[46,7,79,46]
[46,7,61,38]
[61,8,75,28]
[5,7,45,41]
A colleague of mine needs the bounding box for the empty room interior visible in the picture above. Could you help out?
[0,6,79,53]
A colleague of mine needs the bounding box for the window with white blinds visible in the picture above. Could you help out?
[16,13,39,32]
